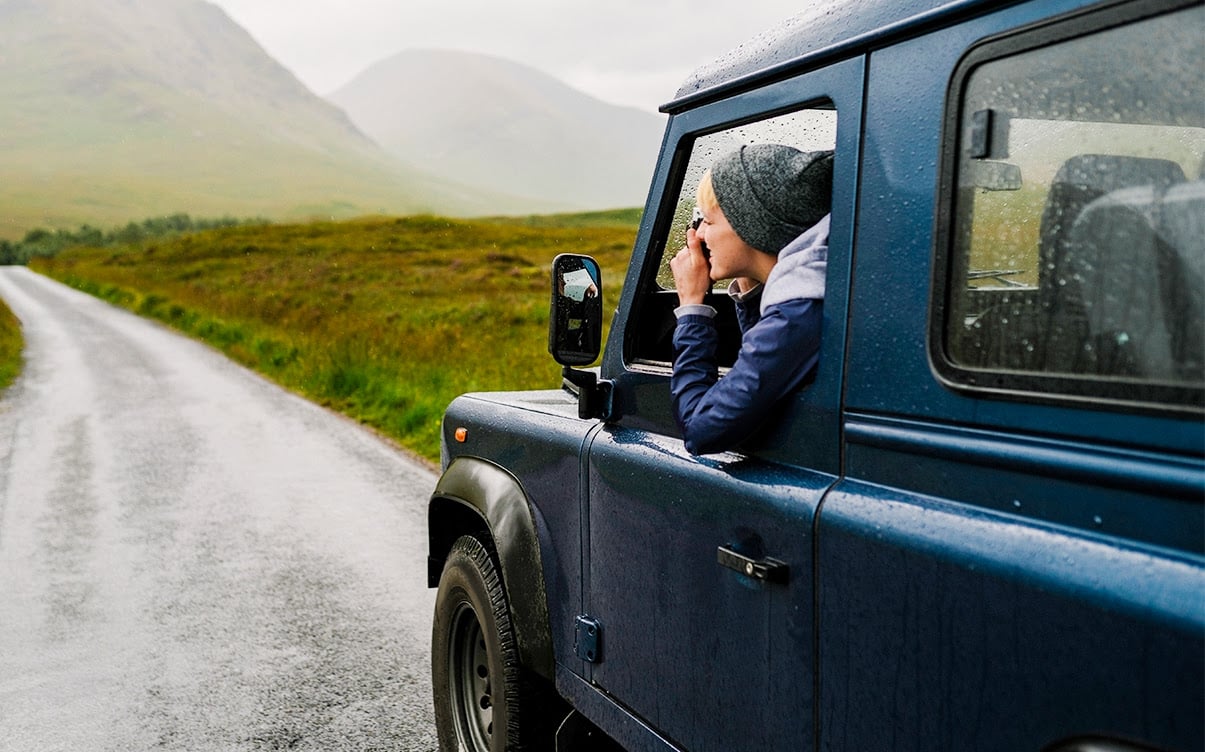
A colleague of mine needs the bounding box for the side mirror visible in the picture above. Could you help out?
[549,254,603,366]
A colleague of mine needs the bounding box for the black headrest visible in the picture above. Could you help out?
[1051,154,1185,192]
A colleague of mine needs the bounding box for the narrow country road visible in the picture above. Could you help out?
[0,267,440,751]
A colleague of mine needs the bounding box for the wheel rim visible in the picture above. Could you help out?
[449,602,493,751]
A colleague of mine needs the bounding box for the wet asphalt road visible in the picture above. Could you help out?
[0,267,440,751]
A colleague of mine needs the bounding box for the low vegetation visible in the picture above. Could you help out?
[31,211,639,462]
[0,298,22,392]
[2,214,258,265]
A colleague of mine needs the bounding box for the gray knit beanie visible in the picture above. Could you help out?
[710,144,834,255]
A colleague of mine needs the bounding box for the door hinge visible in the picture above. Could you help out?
[574,615,603,663]
[562,367,613,420]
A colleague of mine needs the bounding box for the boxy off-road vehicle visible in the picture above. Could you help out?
[427,0,1204,749]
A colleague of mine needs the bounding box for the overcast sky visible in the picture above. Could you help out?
[207,0,804,113]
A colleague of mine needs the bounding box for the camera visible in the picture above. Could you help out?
[689,207,710,260]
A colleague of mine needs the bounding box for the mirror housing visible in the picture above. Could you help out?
[549,254,603,366]
[548,254,611,419]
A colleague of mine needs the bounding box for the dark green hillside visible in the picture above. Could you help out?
[31,212,639,461]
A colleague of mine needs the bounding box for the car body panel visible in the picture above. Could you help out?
[429,0,1205,749]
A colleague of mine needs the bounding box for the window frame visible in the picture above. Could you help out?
[624,99,840,372]
[928,0,1204,416]
[598,53,864,473]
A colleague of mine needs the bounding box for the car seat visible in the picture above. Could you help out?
[1065,179,1204,383]
[1037,154,1186,373]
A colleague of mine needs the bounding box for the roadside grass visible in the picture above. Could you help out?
[0,298,21,392]
[31,212,637,462]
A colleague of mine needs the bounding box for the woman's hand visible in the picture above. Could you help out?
[670,227,712,306]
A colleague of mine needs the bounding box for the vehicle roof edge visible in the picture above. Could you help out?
[661,0,1017,113]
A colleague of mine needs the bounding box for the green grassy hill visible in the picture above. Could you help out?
[0,0,519,240]
[31,212,640,462]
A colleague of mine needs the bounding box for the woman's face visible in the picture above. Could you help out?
[697,202,760,281]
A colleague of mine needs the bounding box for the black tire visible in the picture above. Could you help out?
[432,535,555,752]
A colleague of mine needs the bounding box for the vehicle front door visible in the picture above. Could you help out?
[582,57,863,752]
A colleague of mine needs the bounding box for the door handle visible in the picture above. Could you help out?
[717,546,789,584]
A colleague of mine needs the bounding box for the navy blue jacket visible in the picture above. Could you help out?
[670,216,828,455]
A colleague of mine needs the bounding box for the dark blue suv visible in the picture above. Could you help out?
[428,1,1204,749]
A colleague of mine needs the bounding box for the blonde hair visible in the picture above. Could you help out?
[696,169,719,213]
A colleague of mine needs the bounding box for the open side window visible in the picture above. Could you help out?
[627,106,838,369]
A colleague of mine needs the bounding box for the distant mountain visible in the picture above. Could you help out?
[0,0,519,239]
[328,49,666,212]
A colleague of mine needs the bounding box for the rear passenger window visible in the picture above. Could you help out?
[937,3,1204,410]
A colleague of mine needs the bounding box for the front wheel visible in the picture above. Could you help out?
[432,535,553,751]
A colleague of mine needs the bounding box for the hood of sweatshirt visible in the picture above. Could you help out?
[760,213,830,314]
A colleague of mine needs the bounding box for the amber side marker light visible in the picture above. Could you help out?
[454,427,469,443]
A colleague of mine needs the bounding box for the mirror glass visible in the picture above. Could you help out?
[968,160,1023,191]
[549,254,603,366]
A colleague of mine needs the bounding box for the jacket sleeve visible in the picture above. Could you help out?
[670,299,822,456]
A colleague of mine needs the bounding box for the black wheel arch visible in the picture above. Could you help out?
[428,456,554,681]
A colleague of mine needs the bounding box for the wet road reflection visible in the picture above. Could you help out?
[0,268,439,751]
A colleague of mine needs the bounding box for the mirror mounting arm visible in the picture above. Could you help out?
[562,366,613,420]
